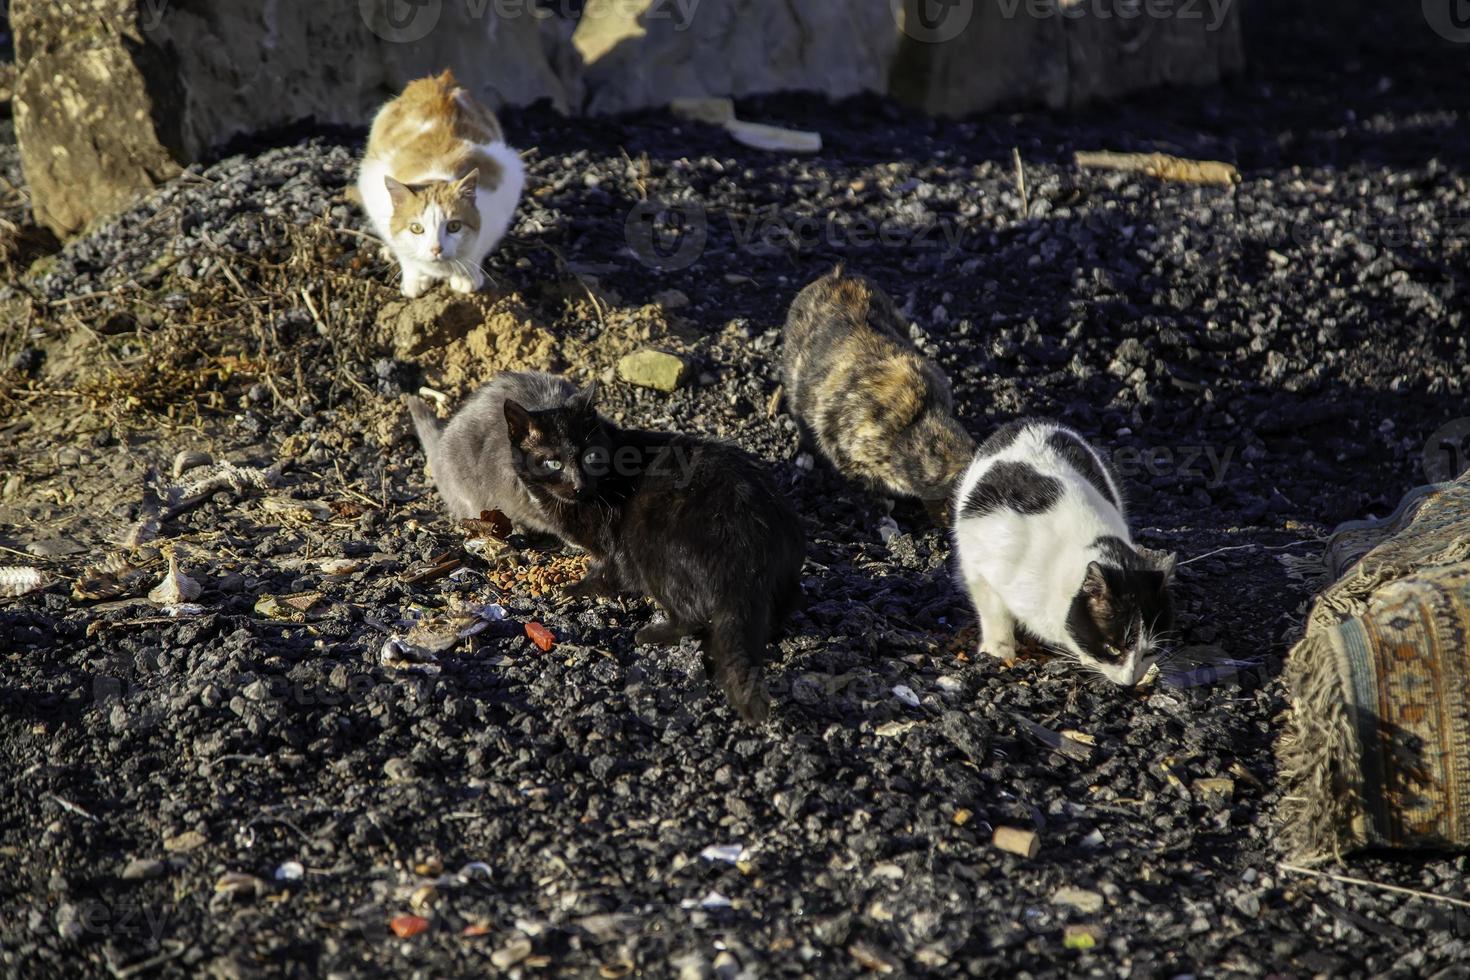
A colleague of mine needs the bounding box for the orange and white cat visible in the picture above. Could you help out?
[357,70,524,298]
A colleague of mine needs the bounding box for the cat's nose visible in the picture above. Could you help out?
[430,244,443,256]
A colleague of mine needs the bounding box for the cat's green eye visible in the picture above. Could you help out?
[447,220,462,233]
[409,222,424,235]
[543,459,563,472]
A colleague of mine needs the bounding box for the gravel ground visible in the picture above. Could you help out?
[3,2,1470,977]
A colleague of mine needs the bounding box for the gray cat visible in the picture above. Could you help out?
[406,371,586,534]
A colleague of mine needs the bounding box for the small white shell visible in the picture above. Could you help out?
[148,555,202,605]
[0,566,48,598]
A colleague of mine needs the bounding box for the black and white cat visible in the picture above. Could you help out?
[951,419,1176,687]
[502,387,806,722]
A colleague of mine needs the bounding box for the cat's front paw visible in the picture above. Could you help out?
[979,641,1017,664]
[401,274,431,299]
[448,269,485,294]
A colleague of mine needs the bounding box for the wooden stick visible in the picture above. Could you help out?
[1278,862,1470,911]
[1075,150,1240,187]
[1012,148,1029,218]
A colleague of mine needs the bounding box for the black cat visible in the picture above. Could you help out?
[503,387,805,722]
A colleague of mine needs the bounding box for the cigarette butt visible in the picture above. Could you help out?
[992,825,1039,858]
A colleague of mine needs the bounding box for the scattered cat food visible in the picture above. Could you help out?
[526,622,556,652]
[462,923,492,938]
[486,553,588,597]
[390,914,431,938]
[0,566,48,598]
[952,808,973,827]
[992,826,1040,858]
[148,555,201,605]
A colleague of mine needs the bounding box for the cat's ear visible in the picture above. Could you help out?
[1137,546,1178,583]
[385,176,415,210]
[454,168,479,201]
[1081,561,1111,600]
[570,381,599,414]
[503,399,534,446]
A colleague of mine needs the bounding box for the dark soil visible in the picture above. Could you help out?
[2,1,1469,977]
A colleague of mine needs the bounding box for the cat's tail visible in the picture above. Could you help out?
[705,606,772,724]
[404,395,443,463]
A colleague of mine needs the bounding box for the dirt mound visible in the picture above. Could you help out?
[373,289,562,392]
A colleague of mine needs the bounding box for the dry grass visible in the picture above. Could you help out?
[1,216,396,437]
